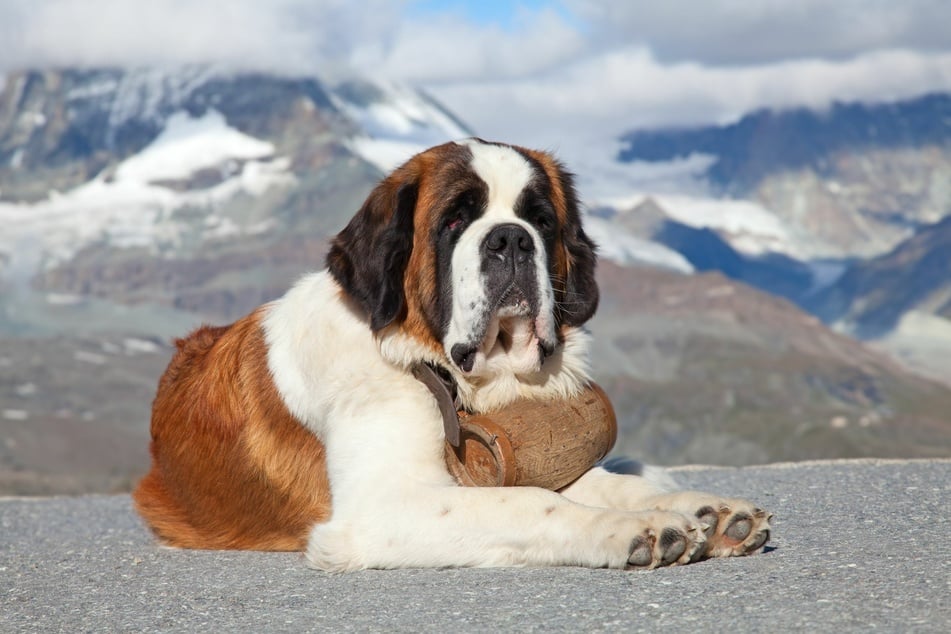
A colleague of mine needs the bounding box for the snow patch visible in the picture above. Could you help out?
[347,138,432,174]
[46,293,84,306]
[202,215,241,240]
[658,194,795,257]
[807,260,848,292]
[123,338,160,354]
[15,383,37,397]
[333,80,471,173]
[871,311,951,387]
[599,191,798,258]
[66,77,120,101]
[561,135,817,261]
[888,311,951,342]
[584,216,693,273]
[571,137,716,201]
[115,110,274,183]
[0,110,293,276]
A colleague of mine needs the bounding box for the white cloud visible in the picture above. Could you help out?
[0,0,403,75]
[350,7,585,82]
[1,0,949,160]
[424,46,951,154]
[566,0,951,65]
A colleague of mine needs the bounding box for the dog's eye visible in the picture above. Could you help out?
[443,212,469,235]
[444,193,479,233]
[532,211,555,232]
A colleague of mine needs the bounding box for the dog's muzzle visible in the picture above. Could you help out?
[481,223,537,314]
[448,221,555,376]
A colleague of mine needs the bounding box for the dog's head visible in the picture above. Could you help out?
[328,139,598,403]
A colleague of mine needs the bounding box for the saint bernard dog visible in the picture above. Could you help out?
[134,138,771,571]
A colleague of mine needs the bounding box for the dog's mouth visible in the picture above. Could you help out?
[450,284,556,376]
[496,285,531,318]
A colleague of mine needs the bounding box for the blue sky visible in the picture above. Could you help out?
[408,0,578,29]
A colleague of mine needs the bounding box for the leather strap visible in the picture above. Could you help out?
[412,363,462,447]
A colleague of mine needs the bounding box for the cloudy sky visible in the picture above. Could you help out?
[1,0,950,151]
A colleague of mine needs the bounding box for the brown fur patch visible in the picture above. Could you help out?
[399,143,482,352]
[132,311,331,550]
[521,147,574,314]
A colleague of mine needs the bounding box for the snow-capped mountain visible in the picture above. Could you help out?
[593,93,951,383]
[330,78,473,173]
[0,68,476,334]
[615,94,951,261]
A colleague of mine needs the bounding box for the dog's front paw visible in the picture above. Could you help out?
[646,492,772,559]
[617,511,707,569]
[695,499,772,558]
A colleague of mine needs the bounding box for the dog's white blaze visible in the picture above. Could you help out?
[444,140,557,376]
[461,139,534,219]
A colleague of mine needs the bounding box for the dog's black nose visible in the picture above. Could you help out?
[483,224,534,264]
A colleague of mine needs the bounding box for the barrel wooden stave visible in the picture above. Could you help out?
[444,383,617,490]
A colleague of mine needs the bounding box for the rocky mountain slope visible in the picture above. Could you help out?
[591,262,951,465]
[804,215,951,381]
[0,334,169,494]
[808,216,951,337]
[6,262,950,495]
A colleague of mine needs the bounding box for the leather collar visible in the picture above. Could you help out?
[412,362,463,447]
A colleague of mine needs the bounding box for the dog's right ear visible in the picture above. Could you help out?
[555,166,599,327]
[327,175,419,331]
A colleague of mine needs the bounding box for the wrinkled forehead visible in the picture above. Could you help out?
[417,139,547,205]
[413,139,552,221]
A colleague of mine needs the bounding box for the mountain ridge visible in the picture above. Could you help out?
[618,92,951,192]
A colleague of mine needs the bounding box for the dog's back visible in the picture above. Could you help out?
[133,311,331,550]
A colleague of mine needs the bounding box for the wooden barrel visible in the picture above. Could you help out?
[444,383,617,490]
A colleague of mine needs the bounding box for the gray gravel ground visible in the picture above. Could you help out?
[2,459,949,633]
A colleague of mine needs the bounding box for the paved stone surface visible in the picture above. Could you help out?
[2,460,949,632]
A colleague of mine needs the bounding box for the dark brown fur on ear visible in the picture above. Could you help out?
[327,177,419,331]
[519,146,600,328]
[556,167,599,327]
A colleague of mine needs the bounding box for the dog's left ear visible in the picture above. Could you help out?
[557,168,599,327]
[327,176,419,331]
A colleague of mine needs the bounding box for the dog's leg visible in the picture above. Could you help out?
[306,483,708,571]
[287,357,709,571]
[560,467,772,559]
